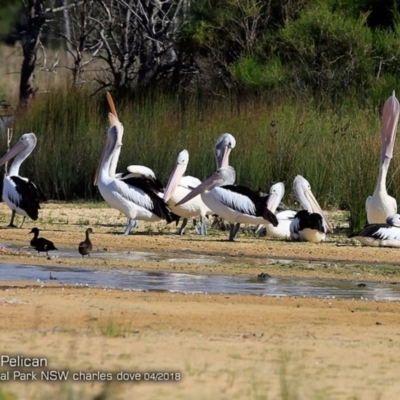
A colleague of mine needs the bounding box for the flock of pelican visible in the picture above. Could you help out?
[2,92,400,249]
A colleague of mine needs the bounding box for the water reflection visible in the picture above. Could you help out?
[1,263,400,301]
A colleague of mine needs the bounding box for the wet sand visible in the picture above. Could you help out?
[0,202,400,399]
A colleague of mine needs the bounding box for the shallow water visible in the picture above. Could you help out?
[1,262,400,301]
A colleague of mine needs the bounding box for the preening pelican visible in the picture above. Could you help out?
[164,149,212,235]
[94,124,176,234]
[214,133,236,168]
[176,166,278,241]
[96,93,164,233]
[290,175,332,242]
[366,92,400,223]
[349,214,400,247]
[257,182,296,239]
[0,132,40,228]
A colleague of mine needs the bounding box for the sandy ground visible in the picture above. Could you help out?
[0,202,400,399]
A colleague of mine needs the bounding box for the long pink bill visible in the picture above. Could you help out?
[0,141,25,166]
[163,162,187,202]
[381,91,400,162]
[176,171,224,206]
[303,188,333,233]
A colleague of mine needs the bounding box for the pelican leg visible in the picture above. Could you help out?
[178,218,188,235]
[123,218,134,235]
[7,210,17,228]
[200,216,207,235]
[19,216,26,229]
[131,219,139,230]
[228,222,241,241]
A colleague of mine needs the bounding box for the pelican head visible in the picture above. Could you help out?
[0,132,37,167]
[163,149,189,202]
[386,214,400,227]
[266,182,285,214]
[214,133,236,169]
[176,166,236,206]
[293,175,332,233]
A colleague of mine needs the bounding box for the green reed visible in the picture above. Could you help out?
[5,89,400,230]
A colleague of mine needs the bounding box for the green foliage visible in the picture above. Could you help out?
[230,56,288,90]
[272,2,374,100]
[0,0,22,41]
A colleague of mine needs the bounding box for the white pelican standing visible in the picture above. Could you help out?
[0,133,40,228]
[176,166,278,241]
[290,175,332,242]
[349,214,400,247]
[163,149,213,235]
[163,133,236,235]
[94,123,176,235]
[366,92,400,223]
[98,94,164,233]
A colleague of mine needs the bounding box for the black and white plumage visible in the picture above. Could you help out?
[289,175,332,242]
[78,228,94,257]
[0,133,40,228]
[29,227,58,256]
[94,124,176,235]
[349,214,400,247]
[366,92,400,223]
[176,166,278,241]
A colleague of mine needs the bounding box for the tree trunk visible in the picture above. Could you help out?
[18,0,46,110]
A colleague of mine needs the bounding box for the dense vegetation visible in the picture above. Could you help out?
[1,0,400,230]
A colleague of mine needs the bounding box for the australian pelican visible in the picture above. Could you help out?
[256,182,296,239]
[0,132,40,228]
[164,149,213,235]
[289,175,332,242]
[94,124,176,234]
[349,214,400,247]
[176,166,278,241]
[366,92,400,223]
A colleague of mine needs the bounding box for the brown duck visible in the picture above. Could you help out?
[78,228,93,258]
[29,227,58,256]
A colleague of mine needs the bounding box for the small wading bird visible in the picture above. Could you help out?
[176,165,278,241]
[349,214,400,247]
[289,175,333,243]
[0,133,40,228]
[29,227,58,256]
[78,228,94,257]
[94,123,176,234]
[366,92,400,223]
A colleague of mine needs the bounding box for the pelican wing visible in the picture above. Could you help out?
[119,175,164,194]
[113,178,175,222]
[180,176,202,190]
[217,185,278,225]
[349,224,400,241]
[8,176,40,220]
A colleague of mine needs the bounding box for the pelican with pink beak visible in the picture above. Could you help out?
[94,123,176,235]
[366,91,400,223]
[0,132,40,228]
[163,133,236,235]
[163,149,212,235]
[256,182,296,239]
[290,175,332,242]
[176,165,278,241]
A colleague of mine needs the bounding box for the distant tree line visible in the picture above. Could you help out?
[1,0,400,109]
